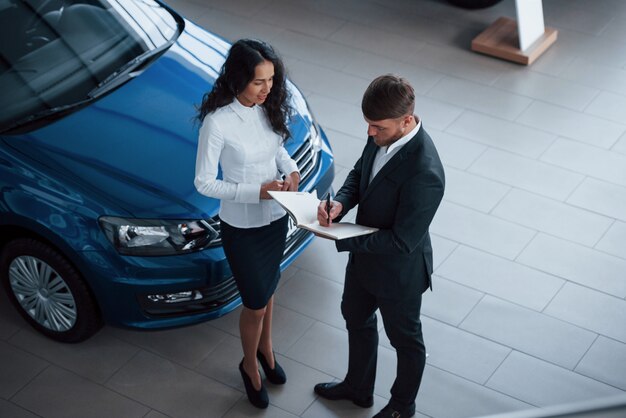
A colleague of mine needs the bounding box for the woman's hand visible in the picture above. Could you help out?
[260,180,285,199]
[281,171,300,192]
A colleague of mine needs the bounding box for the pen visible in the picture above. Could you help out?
[326,192,331,225]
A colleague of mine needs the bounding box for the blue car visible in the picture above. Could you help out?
[0,0,334,342]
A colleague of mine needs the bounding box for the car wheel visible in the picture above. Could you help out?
[0,238,102,342]
[446,0,504,9]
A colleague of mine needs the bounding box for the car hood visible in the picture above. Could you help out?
[3,20,309,219]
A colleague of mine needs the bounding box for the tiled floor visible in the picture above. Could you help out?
[2,0,626,417]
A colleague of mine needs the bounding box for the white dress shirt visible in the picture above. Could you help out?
[370,117,422,183]
[195,99,299,228]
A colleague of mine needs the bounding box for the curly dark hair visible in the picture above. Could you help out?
[197,39,292,140]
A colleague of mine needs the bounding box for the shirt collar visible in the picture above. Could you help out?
[385,116,421,154]
[229,98,257,121]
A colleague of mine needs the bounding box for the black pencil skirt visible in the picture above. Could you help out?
[220,215,289,310]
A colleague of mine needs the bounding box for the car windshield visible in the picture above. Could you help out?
[0,0,182,134]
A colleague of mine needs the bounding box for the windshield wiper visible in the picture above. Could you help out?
[88,46,168,98]
[0,99,93,135]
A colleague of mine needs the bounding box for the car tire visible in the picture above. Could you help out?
[0,238,102,342]
[446,0,504,9]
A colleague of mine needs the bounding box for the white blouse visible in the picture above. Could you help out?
[195,99,299,228]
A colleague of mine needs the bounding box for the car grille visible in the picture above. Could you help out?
[292,134,318,185]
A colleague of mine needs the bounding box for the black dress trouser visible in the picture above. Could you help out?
[341,269,426,410]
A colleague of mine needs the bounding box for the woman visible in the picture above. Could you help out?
[194,39,299,409]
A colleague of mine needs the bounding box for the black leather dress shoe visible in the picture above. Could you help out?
[314,381,373,408]
[257,350,286,384]
[372,403,416,417]
[239,360,269,409]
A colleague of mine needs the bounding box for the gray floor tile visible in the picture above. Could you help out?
[0,290,23,341]
[460,295,596,369]
[410,43,512,85]
[525,29,579,77]
[431,201,535,260]
[192,4,284,44]
[570,28,626,69]
[223,398,300,418]
[340,49,443,96]
[262,355,334,416]
[423,316,510,384]
[201,0,271,18]
[586,91,626,125]
[285,322,348,380]
[599,15,626,44]
[9,327,138,384]
[444,167,510,213]
[415,95,465,131]
[302,395,389,418]
[492,188,613,247]
[305,94,364,139]
[494,70,598,111]
[431,234,458,270]
[560,57,626,97]
[329,21,427,64]
[292,237,349,285]
[614,131,626,155]
[544,283,626,344]
[195,333,245,389]
[576,336,626,391]
[428,77,532,121]
[430,129,487,170]
[516,101,624,148]
[422,276,484,327]
[542,137,626,188]
[0,341,48,399]
[596,221,626,260]
[107,350,241,418]
[0,399,39,418]
[275,271,344,330]
[416,365,530,418]
[254,0,345,39]
[544,5,613,36]
[271,30,361,72]
[437,245,564,312]
[486,351,623,407]
[145,411,171,418]
[568,177,626,222]
[107,322,228,369]
[13,366,148,418]
[446,111,556,158]
[287,60,370,107]
[518,233,626,298]
[468,148,584,201]
[268,304,318,354]
[324,129,365,170]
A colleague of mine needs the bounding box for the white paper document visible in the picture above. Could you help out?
[269,191,378,240]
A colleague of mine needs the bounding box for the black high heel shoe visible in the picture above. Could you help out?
[239,360,269,409]
[257,350,286,384]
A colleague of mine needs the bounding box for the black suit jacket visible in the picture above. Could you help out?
[334,127,445,299]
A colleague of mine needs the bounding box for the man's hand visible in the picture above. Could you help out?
[317,199,342,227]
[282,171,300,191]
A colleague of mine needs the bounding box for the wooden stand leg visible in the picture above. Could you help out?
[471,17,558,65]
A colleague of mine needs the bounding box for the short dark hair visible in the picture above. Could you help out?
[197,39,291,140]
[361,74,415,121]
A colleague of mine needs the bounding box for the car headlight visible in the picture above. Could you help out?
[99,216,220,256]
[309,121,322,153]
